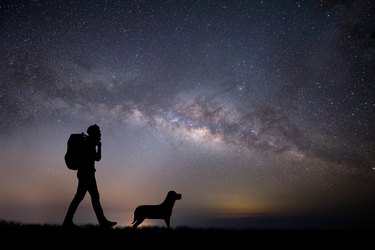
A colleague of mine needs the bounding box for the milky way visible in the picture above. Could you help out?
[0,0,374,229]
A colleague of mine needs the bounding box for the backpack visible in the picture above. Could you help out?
[64,133,87,170]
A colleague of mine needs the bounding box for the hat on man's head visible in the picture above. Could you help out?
[87,124,100,136]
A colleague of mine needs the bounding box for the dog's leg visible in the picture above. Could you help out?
[164,217,170,229]
[132,218,144,229]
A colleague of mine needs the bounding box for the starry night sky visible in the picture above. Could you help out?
[1,0,374,229]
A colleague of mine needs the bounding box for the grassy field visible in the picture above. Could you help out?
[0,220,370,247]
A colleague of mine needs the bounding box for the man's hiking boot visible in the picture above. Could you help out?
[99,220,117,228]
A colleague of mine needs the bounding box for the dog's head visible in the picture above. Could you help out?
[167,190,182,201]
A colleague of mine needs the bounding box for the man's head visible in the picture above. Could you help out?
[87,124,101,140]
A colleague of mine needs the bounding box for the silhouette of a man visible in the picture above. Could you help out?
[63,124,117,228]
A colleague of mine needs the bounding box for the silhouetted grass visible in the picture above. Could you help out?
[0,219,369,247]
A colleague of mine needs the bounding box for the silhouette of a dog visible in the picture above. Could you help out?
[131,190,182,229]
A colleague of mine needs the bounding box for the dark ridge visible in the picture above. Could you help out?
[0,219,370,248]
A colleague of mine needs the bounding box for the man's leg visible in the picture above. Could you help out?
[63,180,87,227]
[87,175,117,227]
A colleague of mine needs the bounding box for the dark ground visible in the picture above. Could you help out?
[0,220,371,248]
